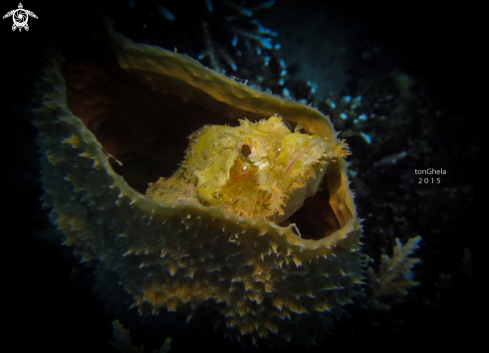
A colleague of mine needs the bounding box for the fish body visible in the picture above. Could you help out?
[147,116,349,225]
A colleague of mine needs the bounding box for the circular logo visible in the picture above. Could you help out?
[12,9,28,27]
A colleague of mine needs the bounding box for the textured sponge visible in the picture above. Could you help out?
[34,21,364,346]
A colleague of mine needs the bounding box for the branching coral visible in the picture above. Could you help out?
[197,0,279,75]
[118,1,293,96]
[130,1,280,74]
[366,236,422,309]
[319,94,374,145]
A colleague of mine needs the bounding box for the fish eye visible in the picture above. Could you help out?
[241,144,251,157]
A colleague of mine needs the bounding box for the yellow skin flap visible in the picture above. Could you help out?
[146,116,349,224]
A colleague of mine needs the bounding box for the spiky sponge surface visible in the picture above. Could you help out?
[34,24,364,346]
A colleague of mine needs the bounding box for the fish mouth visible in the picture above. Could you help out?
[281,136,345,238]
[281,137,327,188]
[252,160,270,171]
[271,137,330,227]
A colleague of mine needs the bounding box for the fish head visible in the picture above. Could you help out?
[184,115,339,223]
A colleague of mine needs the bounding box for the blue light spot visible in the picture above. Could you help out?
[160,5,174,21]
[360,132,372,144]
[205,0,213,12]
[241,8,253,16]
[260,1,276,9]
[261,38,272,49]
[340,113,348,120]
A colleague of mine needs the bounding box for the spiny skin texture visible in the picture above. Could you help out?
[34,22,364,346]
[146,116,350,224]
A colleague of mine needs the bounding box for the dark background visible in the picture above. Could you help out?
[2,0,484,352]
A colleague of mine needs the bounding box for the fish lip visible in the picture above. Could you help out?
[253,160,270,170]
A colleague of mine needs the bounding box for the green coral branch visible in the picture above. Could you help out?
[367,236,422,309]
